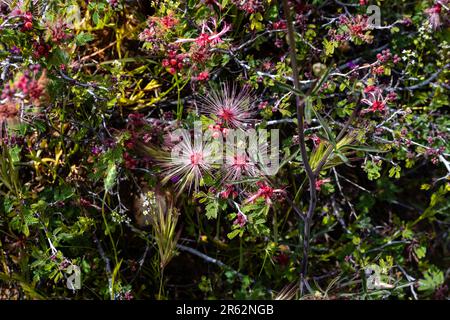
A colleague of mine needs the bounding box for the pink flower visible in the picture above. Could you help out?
[199,83,256,129]
[272,20,287,30]
[310,134,321,147]
[364,85,378,93]
[315,178,331,191]
[361,86,391,114]
[195,71,209,81]
[233,211,247,228]
[160,14,178,29]
[223,153,258,182]
[232,0,263,14]
[48,19,71,43]
[245,181,284,205]
[372,66,385,75]
[258,101,268,110]
[123,152,138,169]
[220,185,238,199]
[426,4,442,30]
[176,20,230,46]
[21,12,33,31]
[387,91,398,102]
[155,130,214,193]
[195,33,211,46]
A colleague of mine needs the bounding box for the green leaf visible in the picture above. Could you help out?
[389,166,401,179]
[92,11,100,26]
[323,38,338,56]
[75,32,95,46]
[418,267,444,294]
[267,5,278,20]
[227,228,241,240]
[104,161,117,192]
[364,161,381,181]
[311,102,336,146]
[341,145,386,153]
[9,146,21,164]
[275,81,305,97]
[48,47,69,67]
[205,201,219,219]
[54,185,75,202]
[414,246,426,260]
[311,67,332,95]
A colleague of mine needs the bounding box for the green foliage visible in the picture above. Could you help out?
[0,0,448,301]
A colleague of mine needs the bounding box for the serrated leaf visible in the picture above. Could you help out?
[205,201,219,219]
[75,32,95,46]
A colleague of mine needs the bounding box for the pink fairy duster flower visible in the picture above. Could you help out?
[363,100,386,113]
[315,178,331,191]
[232,0,263,14]
[364,85,378,93]
[272,20,287,30]
[21,12,33,31]
[48,19,71,43]
[361,86,389,114]
[155,130,214,193]
[194,71,209,82]
[222,153,258,182]
[245,181,284,205]
[233,211,247,227]
[426,4,443,30]
[199,83,256,129]
[310,134,321,148]
[195,33,211,46]
[386,91,398,102]
[176,20,230,46]
[160,14,178,29]
[220,185,238,199]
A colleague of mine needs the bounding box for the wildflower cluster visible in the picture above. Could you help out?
[0,65,47,127]
[0,0,448,302]
[330,14,374,44]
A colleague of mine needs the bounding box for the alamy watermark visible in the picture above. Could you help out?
[66,264,81,291]
[168,121,280,179]
[367,5,381,28]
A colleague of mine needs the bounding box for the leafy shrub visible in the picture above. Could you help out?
[0,0,448,300]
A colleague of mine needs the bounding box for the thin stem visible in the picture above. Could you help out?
[101,192,119,266]
[239,236,244,271]
[313,100,361,176]
[282,0,317,296]
[272,206,278,243]
[158,267,165,299]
